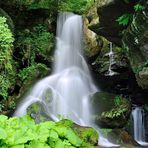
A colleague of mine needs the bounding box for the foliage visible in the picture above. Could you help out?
[116,13,133,26]
[116,3,144,26]
[114,95,122,106]
[101,107,127,119]
[4,0,58,11]
[101,96,128,119]
[58,0,94,14]
[144,105,148,111]
[0,115,95,147]
[134,4,145,12]
[133,60,148,74]
[0,16,16,100]
[15,24,54,66]
[18,63,49,82]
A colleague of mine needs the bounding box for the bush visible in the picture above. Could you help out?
[0,115,95,147]
[0,16,16,100]
[15,24,54,66]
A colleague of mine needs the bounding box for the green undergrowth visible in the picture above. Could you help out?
[0,115,97,148]
[0,16,16,100]
[59,0,94,14]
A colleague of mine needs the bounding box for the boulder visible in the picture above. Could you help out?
[90,92,131,128]
[89,0,137,46]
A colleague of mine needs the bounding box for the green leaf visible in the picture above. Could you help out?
[0,127,7,139]
[11,144,24,148]
[26,140,51,148]
[55,139,64,148]
[116,14,133,26]
[134,4,144,11]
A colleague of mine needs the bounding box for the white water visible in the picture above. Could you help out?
[132,107,148,146]
[14,12,119,147]
[106,42,117,76]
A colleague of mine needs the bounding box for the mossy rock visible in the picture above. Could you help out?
[27,101,52,123]
[58,119,99,146]
[90,92,131,128]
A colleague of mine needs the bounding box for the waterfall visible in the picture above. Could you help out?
[132,107,148,146]
[106,42,117,76]
[14,12,119,147]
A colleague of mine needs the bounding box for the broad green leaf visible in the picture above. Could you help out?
[65,128,82,146]
[0,115,8,122]
[11,144,24,148]
[0,127,7,139]
[55,139,64,148]
[26,140,51,148]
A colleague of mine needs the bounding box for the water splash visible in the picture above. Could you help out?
[132,107,148,146]
[14,12,119,147]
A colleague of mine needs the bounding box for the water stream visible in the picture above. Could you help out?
[132,107,148,146]
[105,42,118,76]
[14,12,119,147]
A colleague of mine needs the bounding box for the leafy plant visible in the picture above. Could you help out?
[16,25,54,66]
[0,16,16,100]
[114,96,122,106]
[0,115,96,147]
[18,63,49,82]
[116,13,133,26]
[144,105,148,111]
[117,3,145,26]
[101,107,127,119]
[134,4,145,12]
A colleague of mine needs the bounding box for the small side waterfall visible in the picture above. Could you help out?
[14,12,119,147]
[106,42,117,76]
[132,107,148,146]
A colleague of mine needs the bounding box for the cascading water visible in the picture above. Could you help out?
[14,12,119,147]
[106,42,117,76]
[132,107,148,146]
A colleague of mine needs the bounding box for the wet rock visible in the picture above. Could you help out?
[89,0,136,45]
[92,41,129,76]
[123,1,148,89]
[27,101,51,123]
[91,92,131,128]
[100,128,139,147]
[83,5,103,60]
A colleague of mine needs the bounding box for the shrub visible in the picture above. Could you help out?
[0,115,95,147]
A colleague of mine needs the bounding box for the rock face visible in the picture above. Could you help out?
[89,0,136,46]
[91,92,131,128]
[83,5,103,61]
[123,1,148,89]
[100,128,139,147]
